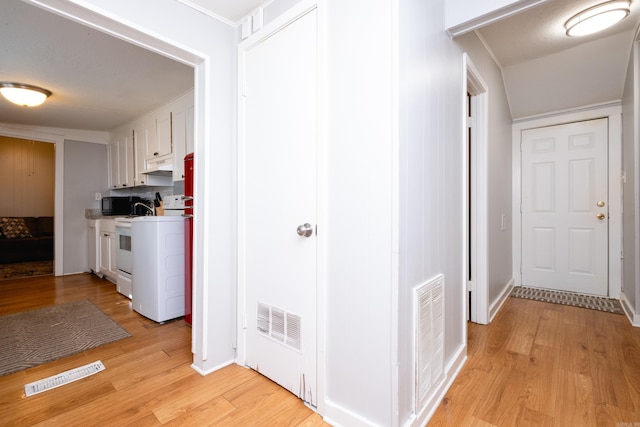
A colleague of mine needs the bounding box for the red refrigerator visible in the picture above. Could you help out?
[184,153,194,326]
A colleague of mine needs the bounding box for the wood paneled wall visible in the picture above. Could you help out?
[0,136,54,217]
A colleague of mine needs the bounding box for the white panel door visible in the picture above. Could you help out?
[238,7,317,405]
[521,118,608,295]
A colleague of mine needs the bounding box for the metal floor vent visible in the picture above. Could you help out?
[257,302,302,351]
[24,360,105,397]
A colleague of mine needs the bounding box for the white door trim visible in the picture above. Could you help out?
[463,54,490,324]
[236,0,326,414]
[512,103,622,298]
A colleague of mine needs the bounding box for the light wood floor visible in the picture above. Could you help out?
[0,273,328,426]
[3,274,639,426]
[428,295,640,427]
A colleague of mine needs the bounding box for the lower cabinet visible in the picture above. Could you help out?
[87,219,100,274]
[97,219,117,282]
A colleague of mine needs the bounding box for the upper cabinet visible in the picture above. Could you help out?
[109,129,134,189]
[171,91,194,181]
[108,89,193,188]
[147,104,173,162]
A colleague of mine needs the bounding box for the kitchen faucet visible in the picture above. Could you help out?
[134,202,155,216]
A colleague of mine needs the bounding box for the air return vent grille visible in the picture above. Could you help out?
[414,274,445,412]
[257,302,302,351]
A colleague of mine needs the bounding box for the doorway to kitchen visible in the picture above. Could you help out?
[15,0,215,373]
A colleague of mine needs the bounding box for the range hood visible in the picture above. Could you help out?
[143,158,173,176]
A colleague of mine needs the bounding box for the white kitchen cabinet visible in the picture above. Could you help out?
[98,218,117,282]
[108,89,193,185]
[109,130,134,189]
[171,90,194,181]
[146,104,173,162]
[87,219,100,274]
[108,141,119,189]
[134,123,172,186]
[133,123,148,186]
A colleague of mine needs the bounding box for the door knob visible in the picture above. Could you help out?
[596,213,605,220]
[296,223,313,237]
[597,201,605,207]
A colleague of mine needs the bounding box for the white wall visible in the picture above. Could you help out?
[621,41,639,319]
[63,140,108,274]
[322,0,395,424]
[398,0,466,424]
[397,1,513,425]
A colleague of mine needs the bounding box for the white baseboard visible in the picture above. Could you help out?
[404,343,467,427]
[324,344,467,427]
[323,399,383,427]
[620,292,640,327]
[489,278,514,322]
[190,359,235,376]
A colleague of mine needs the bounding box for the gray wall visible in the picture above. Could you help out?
[63,140,108,274]
[621,42,638,314]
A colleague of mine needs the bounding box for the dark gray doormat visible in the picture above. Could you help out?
[0,300,131,377]
[511,286,623,314]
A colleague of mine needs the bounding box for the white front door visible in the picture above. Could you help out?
[521,118,608,295]
[238,6,318,405]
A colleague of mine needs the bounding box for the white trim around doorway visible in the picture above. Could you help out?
[463,54,490,325]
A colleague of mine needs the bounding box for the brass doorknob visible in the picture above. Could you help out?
[597,213,605,220]
[597,201,605,207]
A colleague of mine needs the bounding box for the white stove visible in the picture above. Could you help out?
[114,217,134,299]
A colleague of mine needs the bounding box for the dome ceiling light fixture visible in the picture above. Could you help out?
[0,82,52,107]
[565,0,631,36]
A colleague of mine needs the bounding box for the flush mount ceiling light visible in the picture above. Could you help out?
[0,82,52,107]
[565,0,631,36]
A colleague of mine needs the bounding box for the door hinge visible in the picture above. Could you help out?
[242,312,247,329]
[242,81,248,97]
[466,117,472,128]
[467,281,473,292]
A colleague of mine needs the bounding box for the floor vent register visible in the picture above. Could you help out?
[24,360,105,397]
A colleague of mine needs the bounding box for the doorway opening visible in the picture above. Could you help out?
[0,136,54,280]
[464,54,489,324]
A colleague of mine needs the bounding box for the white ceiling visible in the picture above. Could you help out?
[1,0,638,131]
[476,0,640,118]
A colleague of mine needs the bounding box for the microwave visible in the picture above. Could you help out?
[101,196,141,216]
